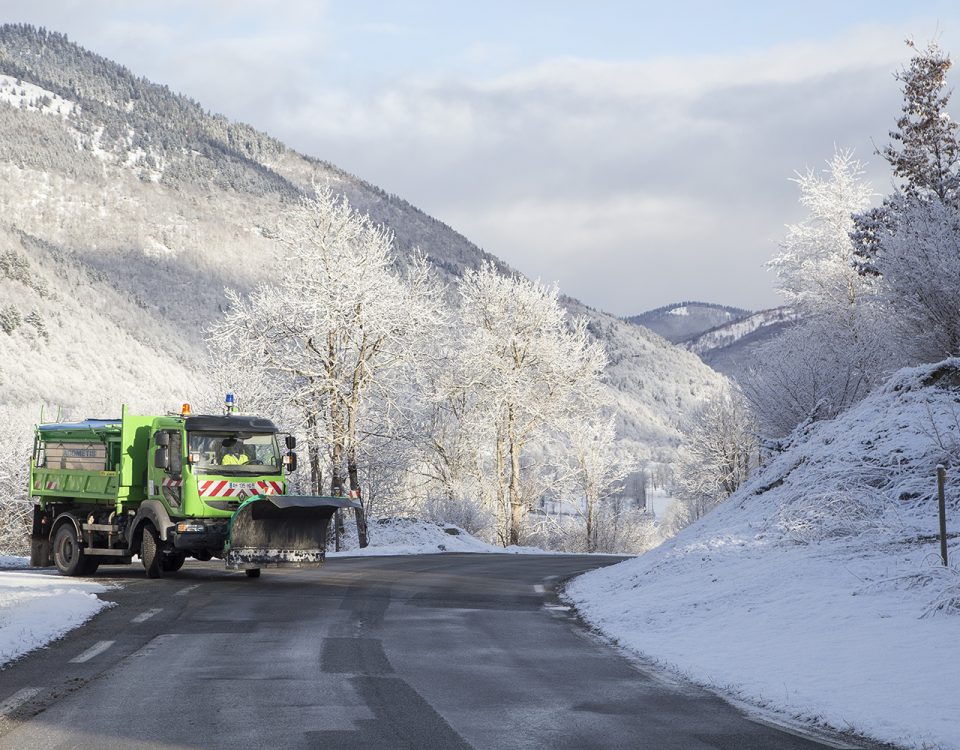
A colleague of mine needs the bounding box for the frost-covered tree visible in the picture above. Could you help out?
[743,313,890,437]
[853,41,960,274]
[670,386,756,531]
[0,406,35,555]
[448,263,607,546]
[560,415,636,552]
[748,151,891,437]
[843,42,960,362]
[209,188,438,544]
[769,151,875,315]
[883,41,960,205]
[873,197,960,360]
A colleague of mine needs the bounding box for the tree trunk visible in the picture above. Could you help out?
[306,411,323,495]
[334,509,344,551]
[347,451,369,548]
[585,496,594,553]
[508,420,524,547]
[495,428,508,547]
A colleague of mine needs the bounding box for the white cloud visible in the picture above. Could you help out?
[486,24,910,99]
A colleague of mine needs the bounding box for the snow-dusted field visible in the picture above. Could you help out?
[0,565,112,668]
[568,361,960,750]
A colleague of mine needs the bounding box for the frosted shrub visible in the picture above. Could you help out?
[776,491,896,544]
[0,408,33,555]
[925,569,960,617]
[0,498,30,555]
[420,494,491,540]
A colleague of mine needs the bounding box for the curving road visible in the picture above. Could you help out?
[0,554,876,749]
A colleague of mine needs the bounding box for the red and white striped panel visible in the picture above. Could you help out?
[162,478,182,488]
[197,480,284,498]
[197,480,234,497]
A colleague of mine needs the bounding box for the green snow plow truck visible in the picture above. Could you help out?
[28,399,359,578]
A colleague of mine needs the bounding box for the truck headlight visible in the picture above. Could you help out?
[176,522,206,534]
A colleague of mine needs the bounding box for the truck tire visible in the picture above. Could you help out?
[80,557,100,576]
[245,568,261,578]
[162,553,186,573]
[141,525,164,579]
[53,524,86,576]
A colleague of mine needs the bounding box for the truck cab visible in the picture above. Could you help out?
[148,413,288,563]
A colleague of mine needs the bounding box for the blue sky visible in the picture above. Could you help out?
[6,2,960,314]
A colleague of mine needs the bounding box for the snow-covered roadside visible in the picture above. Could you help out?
[568,534,959,749]
[0,569,112,667]
[567,361,960,750]
[328,518,573,557]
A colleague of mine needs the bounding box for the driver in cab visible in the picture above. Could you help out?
[220,438,249,465]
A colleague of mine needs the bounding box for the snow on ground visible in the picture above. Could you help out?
[0,569,111,667]
[567,360,960,750]
[330,518,559,557]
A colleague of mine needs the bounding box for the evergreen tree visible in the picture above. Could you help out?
[853,41,960,274]
[883,41,960,204]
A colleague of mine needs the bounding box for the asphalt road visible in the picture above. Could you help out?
[0,554,880,749]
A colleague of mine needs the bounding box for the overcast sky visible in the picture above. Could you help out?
[6,2,960,315]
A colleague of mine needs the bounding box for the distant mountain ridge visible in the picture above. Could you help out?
[624,301,752,344]
[624,301,796,379]
[0,24,726,469]
[684,307,797,378]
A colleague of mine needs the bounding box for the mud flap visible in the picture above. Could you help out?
[224,495,361,570]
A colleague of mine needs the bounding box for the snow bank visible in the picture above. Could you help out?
[329,517,554,557]
[0,570,111,667]
[568,360,960,750]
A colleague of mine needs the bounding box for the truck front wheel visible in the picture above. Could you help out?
[53,524,86,577]
[141,525,164,579]
[162,553,186,573]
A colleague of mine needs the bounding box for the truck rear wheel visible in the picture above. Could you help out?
[53,524,86,576]
[141,525,164,579]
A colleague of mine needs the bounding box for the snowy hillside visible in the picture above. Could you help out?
[568,359,960,749]
[624,302,751,344]
[684,306,798,378]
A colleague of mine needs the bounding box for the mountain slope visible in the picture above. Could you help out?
[684,307,797,378]
[624,301,751,344]
[0,24,725,465]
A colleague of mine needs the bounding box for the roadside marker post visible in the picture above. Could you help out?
[937,465,948,567]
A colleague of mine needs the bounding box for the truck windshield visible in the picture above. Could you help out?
[187,432,281,475]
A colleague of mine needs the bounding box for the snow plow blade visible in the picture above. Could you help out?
[224,495,361,570]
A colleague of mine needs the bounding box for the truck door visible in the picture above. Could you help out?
[151,430,184,509]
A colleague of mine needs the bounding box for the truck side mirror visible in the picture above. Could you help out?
[155,432,170,447]
[154,446,169,470]
[285,451,298,473]
[285,435,296,450]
